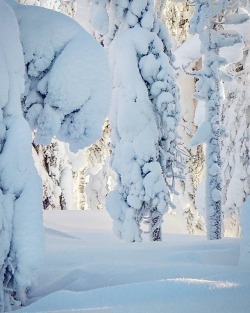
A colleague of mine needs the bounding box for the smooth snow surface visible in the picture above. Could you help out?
[15,210,250,313]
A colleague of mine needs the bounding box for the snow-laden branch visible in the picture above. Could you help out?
[6,0,111,153]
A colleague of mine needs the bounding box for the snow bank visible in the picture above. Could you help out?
[14,210,250,313]
[16,278,249,313]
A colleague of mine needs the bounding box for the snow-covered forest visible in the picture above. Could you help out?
[0,0,249,312]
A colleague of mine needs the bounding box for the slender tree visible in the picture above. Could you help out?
[190,0,243,239]
[221,3,250,237]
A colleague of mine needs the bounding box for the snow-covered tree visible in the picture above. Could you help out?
[84,121,115,210]
[74,2,113,212]
[0,1,43,310]
[33,139,73,210]
[221,5,250,237]
[7,2,110,151]
[155,0,206,234]
[190,0,243,240]
[85,0,182,242]
[14,0,111,213]
[62,121,115,211]
[18,0,78,212]
[1,0,111,309]
[75,0,249,238]
[174,65,206,234]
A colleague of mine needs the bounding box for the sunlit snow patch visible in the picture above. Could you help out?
[164,278,240,289]
[31,307,113,313]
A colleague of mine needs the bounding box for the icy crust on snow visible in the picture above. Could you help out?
[0,1,43,309]
[7,0,111,152]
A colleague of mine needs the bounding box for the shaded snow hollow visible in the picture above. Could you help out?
[15,210,250,313]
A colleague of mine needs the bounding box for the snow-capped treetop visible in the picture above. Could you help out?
[6,0,112,152]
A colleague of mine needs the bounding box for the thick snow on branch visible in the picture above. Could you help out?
[190,121,212,146]
[173,34,201,71]
[173,33,244,73]
[6,0,111,152]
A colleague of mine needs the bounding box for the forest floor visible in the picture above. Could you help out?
[15,210,250,313]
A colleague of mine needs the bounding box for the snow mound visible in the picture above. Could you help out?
[15,277,249,313]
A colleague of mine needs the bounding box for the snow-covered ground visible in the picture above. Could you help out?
[15,210,250,313]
